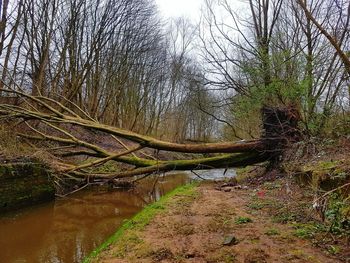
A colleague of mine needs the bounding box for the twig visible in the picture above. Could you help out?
[314,182,350,203]
[191,170,207,180]
[55,183,90,197]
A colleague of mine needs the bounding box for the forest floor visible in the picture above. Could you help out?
[89,163,350,262]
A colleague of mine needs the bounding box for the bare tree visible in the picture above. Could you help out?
[297,0,350,108]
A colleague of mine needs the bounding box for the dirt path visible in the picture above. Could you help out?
[96,182,343,263]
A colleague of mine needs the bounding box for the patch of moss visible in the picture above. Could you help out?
[299,159,350,191]
[86,160,120,174]
[0,162,54,213]
[303,160,339,173]
[83,183,198,263]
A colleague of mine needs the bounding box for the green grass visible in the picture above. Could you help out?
[235,216,253,224]
[292,222,326,239]
[83,183,198,263]
[272,211,298,223]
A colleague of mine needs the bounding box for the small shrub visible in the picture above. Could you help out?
[325,193,350,237]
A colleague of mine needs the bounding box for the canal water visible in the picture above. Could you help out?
[0,169,235,263]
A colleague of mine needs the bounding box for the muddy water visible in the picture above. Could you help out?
[0,169,235,263]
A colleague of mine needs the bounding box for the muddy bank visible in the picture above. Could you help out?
[88,174,349,262]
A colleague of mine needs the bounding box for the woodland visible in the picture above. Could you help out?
[0,0,349,182]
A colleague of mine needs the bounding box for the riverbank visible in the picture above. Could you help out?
[0,160,54,213]
[0,171,196,263]
[84,183,199,263]
[86,154,350,262]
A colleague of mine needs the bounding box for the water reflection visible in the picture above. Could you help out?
[0,170,234,263]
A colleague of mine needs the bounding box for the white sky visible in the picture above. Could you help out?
[155,0,203,21]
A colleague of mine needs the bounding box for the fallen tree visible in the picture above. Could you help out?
[0,87,300,182]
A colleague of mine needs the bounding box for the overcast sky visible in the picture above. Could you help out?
[155,0,245,24]
[155,0,203,21]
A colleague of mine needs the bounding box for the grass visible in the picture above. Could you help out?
[207,214,233,232]
[234,216,253,224]
[247,195,280,211]
[172,221,195,235]
[248,202,265,210]
[285,249,317,262]
[292,222,326,239]
[0,124,40,158]
[264,227,280,236]
[263,181,282,190]
[83,182,198,263]
[272,211,298,223]
[327,245,341,255]
[206,248,236,263]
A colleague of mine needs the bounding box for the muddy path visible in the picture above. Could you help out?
[95,180,345,263]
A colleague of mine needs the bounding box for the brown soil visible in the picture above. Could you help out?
[97,179,347,263]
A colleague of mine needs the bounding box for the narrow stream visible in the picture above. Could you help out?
[0,169,235,263]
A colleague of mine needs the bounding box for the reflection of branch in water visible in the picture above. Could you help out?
[150,173,161,196]
[127,189,149,206]
[55,178,107,198]
[132,173,151,183]
[129,181,157,205]
[191,163,212,180]
[134,174,168,204]
[55,197,90,205]
[151,151,161,194]
[55,183,90,197]
[191,170,207,180]
[148,150,163,202]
